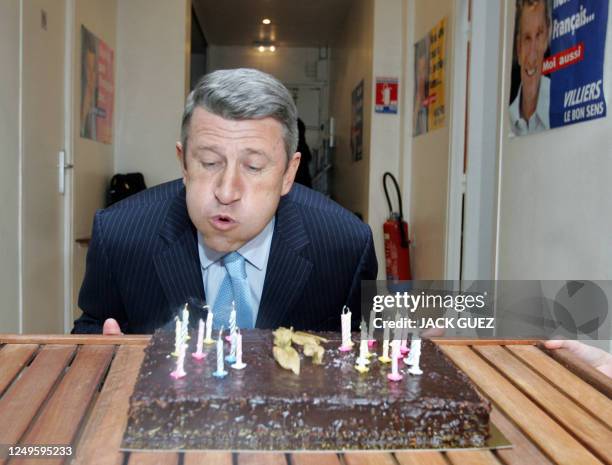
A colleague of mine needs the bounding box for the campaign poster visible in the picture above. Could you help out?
[509,0,608,137]
[80,26,114,144]
[351,80,364,161]
[413,18,447,136]
[375,77,399,114]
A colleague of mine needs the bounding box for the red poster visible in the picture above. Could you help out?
[375,78,398,114]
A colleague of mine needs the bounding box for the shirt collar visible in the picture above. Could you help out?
[510,77,550,133]
[198,217,275,271]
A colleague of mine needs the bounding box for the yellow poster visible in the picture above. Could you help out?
[428,18,446,132]
[413,17,446,136]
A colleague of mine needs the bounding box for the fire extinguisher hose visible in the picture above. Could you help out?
[383,172,409,248]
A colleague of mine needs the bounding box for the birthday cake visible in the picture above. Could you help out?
[123,327,490,450]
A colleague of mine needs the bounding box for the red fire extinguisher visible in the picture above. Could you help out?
[383,172,412,281]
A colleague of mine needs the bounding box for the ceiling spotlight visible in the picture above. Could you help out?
[269,45,276,52]
[258,45,266,52]
[262,18,271,25]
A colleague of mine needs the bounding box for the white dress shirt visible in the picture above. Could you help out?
[197,217,275,325]
[509,76,550,136]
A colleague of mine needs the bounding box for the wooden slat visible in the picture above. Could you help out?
[0,345,75,446]
[127,452,179,465]
[446,450,500,465]
[0,334,149,345]
[11,345,115,465]
[433,338,539,346]
[395,451,447,465]
[439,345,603,465]
[545,346,612,399]
[292,453,342,465]
[0,344,37,394]
[343,453,396,465]
[490,408,554,465]
[237,453,286,465]
[475,345,612,463]
[184,451,233,465]
[508,345,612,425]
[73,345,145,465]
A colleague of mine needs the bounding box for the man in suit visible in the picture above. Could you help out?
[73,68,377,335]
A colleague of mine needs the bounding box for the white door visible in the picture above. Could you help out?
[21,0,66,332]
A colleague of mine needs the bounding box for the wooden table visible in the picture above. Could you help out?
[0,335,610,465]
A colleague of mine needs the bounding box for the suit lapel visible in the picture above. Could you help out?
[256,195,312,328]
[153,187,205,310]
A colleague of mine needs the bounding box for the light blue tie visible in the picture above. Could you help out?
[213,252,255,329]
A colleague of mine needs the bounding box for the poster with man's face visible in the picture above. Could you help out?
[80,26,114,144]
[509,0,608,137]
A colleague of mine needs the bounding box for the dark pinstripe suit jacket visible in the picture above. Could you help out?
[73,179,377,334]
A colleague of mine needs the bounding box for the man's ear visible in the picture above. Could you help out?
[176,142,188,180]
[281,152,301,195]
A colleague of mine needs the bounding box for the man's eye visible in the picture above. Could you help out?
[201,161,218,168]
[247,165,263,172]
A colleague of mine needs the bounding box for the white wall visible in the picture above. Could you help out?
[406,0,455,279]
[0,1,21,332]
[329,0,374,220]
[114,0,190,188]
[207,46,328,84]
[369,0,404,278]
[72,0,118,321]
[496,1,612,280]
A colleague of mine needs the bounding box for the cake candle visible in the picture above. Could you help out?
[182,304,190,341]
[387,339,403,381]
[354,338,369,373]
[192,318,206,360]
[204,306,214,344]
[378,324,391,363]
[358,320,373,359]
[339,305,353,351]
[407,338,423,375]
[170,343,187,379]
[231,330,247,370]
[213,327,228,378]
[225,328,237,363]
[367,307,377,348]
[226,301,237,342]
[172,316,181,357]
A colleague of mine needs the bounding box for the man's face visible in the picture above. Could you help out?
[177,107,300,253]
[516,2,549,105]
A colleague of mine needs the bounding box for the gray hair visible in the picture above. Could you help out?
[515,0,552,40]
[180,68,298,162]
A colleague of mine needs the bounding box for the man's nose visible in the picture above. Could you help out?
[214,165,242,205]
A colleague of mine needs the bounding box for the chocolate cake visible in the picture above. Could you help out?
[123,329,490,450]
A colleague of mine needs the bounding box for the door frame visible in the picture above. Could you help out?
[63,0,75,332]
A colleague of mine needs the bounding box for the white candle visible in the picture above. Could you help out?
[231,331,247,370]
[204,307,214,344]
[192,318,206,360]
[407,339,423,375]
[226,301,237,342]
[354,338,369,373]
[173,316,181,356]
[181,304,190,342]
[339,306,353,351]
[213,328,228,378]
[171,343,187,379]
[387,339,403,381]
[378,338,391,363]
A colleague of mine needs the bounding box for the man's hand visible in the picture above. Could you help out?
[544,340,612,378]
[103,318,123,335]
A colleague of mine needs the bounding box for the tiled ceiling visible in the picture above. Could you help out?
[192,0,354,47]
